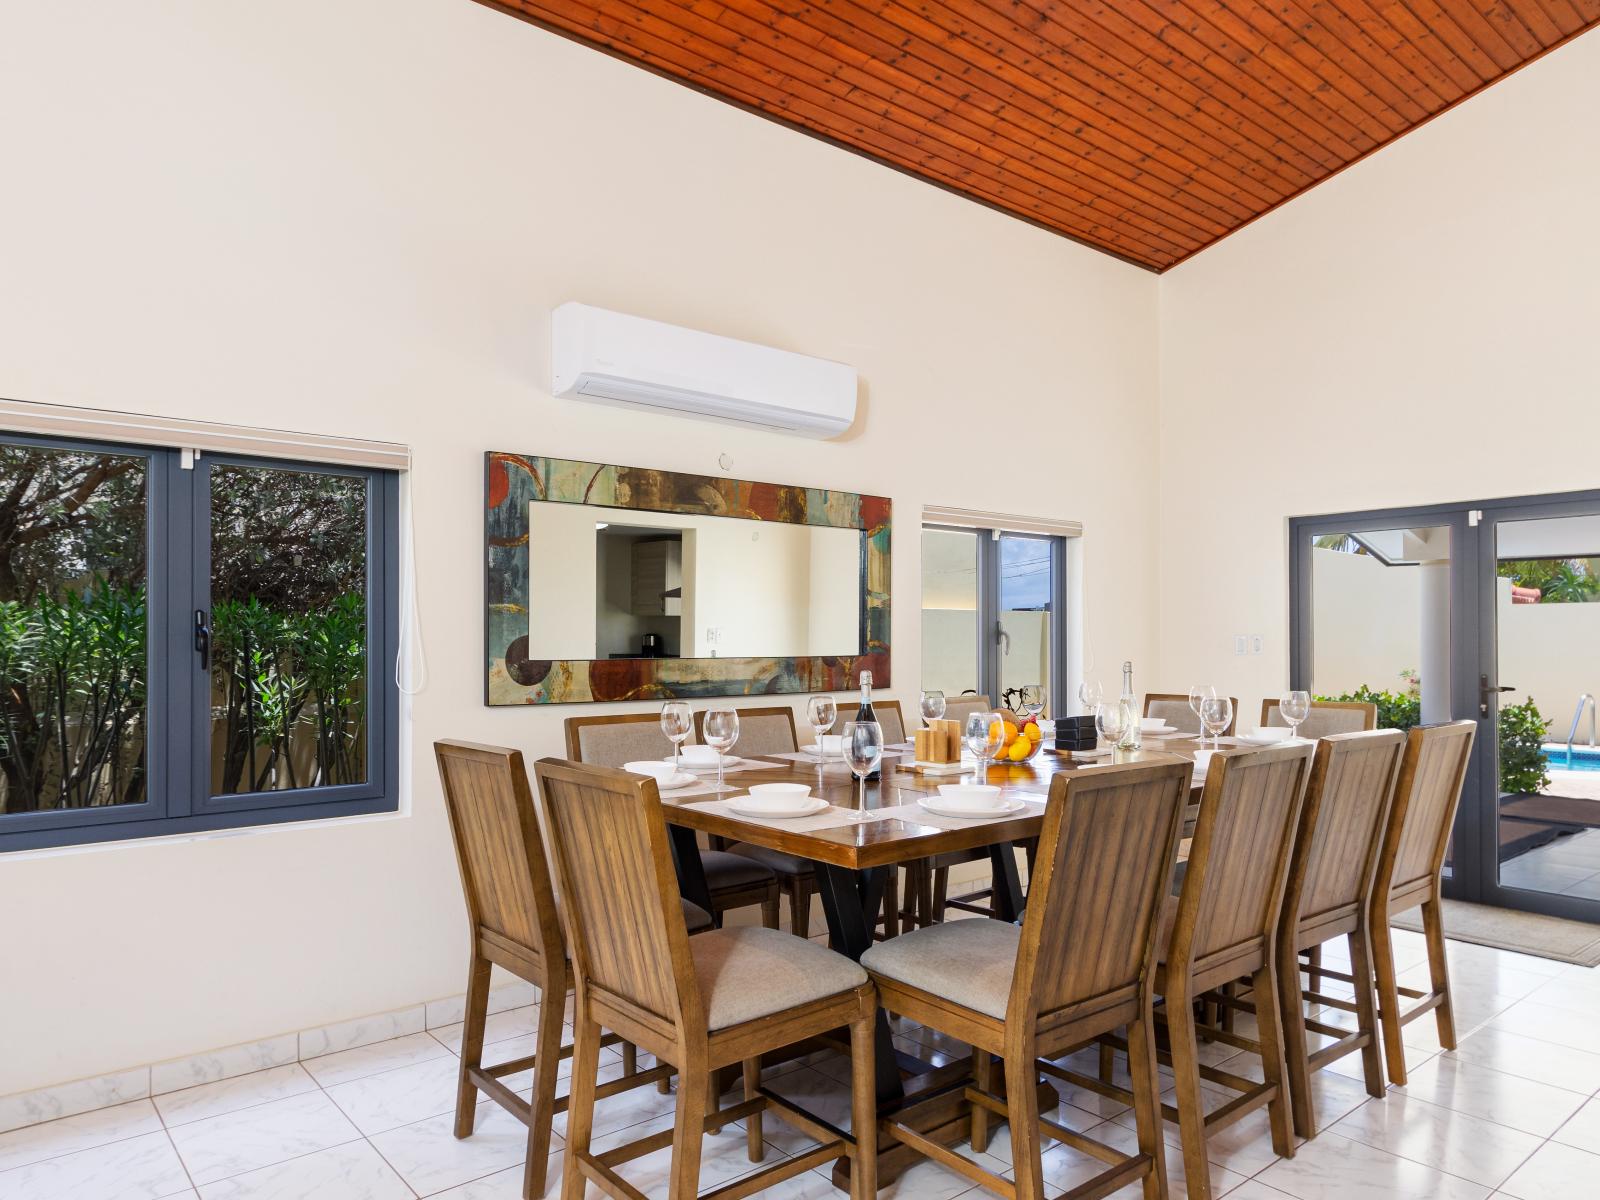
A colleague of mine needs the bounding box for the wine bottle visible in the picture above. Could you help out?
[1118,660,1142,750]
[856,670,881,781]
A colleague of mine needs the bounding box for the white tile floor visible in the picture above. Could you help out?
[4,925,1599,1199]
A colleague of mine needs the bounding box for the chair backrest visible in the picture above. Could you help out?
[533,757,700,1033]
[565,712,687,768]
[1262,699,1377,737]
[1011,759,1191,1029]
[1281,730,1406,946]
[1376,720,1477,907]
[434,741,565,981]
[1171,741,1315,983]
[1144,693,1240,736]
[830,699,906,745]
[699,706,799,757]
[940,694,994,732]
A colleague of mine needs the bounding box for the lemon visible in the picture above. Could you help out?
[1008,739,1031,762]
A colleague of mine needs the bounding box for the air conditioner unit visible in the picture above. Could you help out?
[551,302,857,439]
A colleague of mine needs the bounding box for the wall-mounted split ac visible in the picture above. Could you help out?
[551,302,857,439]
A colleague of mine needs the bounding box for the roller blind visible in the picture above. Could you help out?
[0,397,410,471]
[921,505,1081,539]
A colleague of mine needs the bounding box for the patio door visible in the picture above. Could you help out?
[1291,491,1600,923]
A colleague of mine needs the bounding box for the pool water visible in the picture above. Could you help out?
[1543,745,1600,772]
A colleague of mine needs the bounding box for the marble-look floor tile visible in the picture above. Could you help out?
[1496,1139,1600,1200]
[1330,1094,1542,1189]
[1446,1025,1600,1094]
[1225,1183,1299,1199]
[298,1006,426,1061]
[1552,1094,1600,1156]
[552,1061,673,1140]
[1255,1129,1491,1199]
[0,1068,150,1136]
[301,1031,452,1088]
[1034,1118,1249,1199]
[428,1005,543,1055]
[368,1099,551,1195]
[323,1053,464,1136]
[155,1066,319,1129]
[196,1139,411,1200]
[425,981,541,1031]
[0,1129,192,1200]
[0,1098,162,1172]
[166,1091,360,1185]
[583,1107,797,1199]
[1522,971,1600,1019]
[151,1036,300,1096]
[424,1152,563,1199]
[1487,999,1600,1057]
[1397,1055,1586,1137]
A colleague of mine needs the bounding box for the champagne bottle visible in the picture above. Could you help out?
[1118,660,1142,750]
[856,670,881,781]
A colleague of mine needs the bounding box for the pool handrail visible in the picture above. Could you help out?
[1565,693,1596,767]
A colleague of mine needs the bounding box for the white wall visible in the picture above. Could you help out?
[1157,28,1600,720]
[0,0,1161,1093]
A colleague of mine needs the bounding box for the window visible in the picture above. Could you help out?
[920,523,1068,709]
[0,434,398,851]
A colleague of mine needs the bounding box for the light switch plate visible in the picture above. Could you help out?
[1234,635,1247,656]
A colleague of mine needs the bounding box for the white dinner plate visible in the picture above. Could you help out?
[916,796,1028,820]
[1237,730,1296,746]
[729,796,829,819]
[666,752,740,770]
[1141,729,1192,740]
[657,771,698,791]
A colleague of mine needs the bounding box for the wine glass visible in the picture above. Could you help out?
[1019,684,1045,725]
[1078,679,1103,714]
[843,720,884,814]
[1280,690,1312,740]
[660,701,692,776]
[806,694,837,787]
[703,707,740,793]
[1200,695,1233,748]
[1187,684,1216,739]
[1094,701,1128,749]
[964,711,1004,783]
[920,689,946,729]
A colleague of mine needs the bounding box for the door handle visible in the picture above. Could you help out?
[1479,674,1515,716]
[194,609,211,672]
[996,622,1011,657]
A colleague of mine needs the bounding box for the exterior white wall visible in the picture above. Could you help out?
[0,0,1161,1093]
[1157,27,1600,724]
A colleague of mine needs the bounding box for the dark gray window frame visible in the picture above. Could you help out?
[0,432,400,853]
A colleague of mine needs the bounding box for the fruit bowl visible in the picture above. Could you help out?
[995,710,1046,763]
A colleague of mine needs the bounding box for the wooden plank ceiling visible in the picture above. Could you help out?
[480,0,1600,270]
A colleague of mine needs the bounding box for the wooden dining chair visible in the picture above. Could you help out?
[863,758,1192,1200]
[1086,742,1314,1200]
[533,758,879,1200]
[1202,730,1406,1137]
[1261,699,1378,737]
[829,698,906,744]
[434,741,677,1200]
[939,693,994,731]
[564,713,781,930]
[1144,693,1240,736]
[1365,720,1476,1086]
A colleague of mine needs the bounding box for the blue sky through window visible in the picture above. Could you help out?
[1001,536,1051,611]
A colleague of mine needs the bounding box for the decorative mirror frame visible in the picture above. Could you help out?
[485,453,890,704]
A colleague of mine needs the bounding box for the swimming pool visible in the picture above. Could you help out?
[1543,745,1600,772]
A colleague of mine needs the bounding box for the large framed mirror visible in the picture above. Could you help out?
[486,454,890,704]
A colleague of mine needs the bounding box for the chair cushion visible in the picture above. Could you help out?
[701,850,777,891]
[860,918,1020,1020]
[729,843,814,879]
[682,900,714,933]
[692,927,867,1030]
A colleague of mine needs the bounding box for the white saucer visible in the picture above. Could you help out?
[729,796,829,819]
[916,797,1028,819]
[658,771,698,791]
[667,753,739,770]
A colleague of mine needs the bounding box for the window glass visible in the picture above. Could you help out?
[998,534,1052,708]
[0,442,148,814]
[920,527,979,696]
[209,464,368,795]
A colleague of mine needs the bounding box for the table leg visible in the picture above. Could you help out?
[988,842,1025,922]
[814,863,903,1106]
[668,824,715,919]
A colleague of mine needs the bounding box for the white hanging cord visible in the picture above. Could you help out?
[395,470,428,696]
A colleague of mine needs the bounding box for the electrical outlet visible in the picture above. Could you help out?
[1251,635,1264,655]
[705,627,720,644]
[1234,635,1247,656]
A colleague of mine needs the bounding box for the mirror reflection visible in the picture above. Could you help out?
[528,502,862,660]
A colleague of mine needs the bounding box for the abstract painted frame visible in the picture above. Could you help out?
[486,453,890,704]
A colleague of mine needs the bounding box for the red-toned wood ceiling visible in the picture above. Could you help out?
[479,1,1600,271]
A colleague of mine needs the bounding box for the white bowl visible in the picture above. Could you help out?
[738,786,815,813]
[680,745,727,767]
[1239,728,1292,745]
[934,784,1005,812]
[1140,717,1172,732]
[624,760,678,784]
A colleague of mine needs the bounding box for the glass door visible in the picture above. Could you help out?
[997,534,1056,713]
[1479,501,1600,921]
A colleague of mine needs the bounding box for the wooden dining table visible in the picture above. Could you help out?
[659,735,1209,1186]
